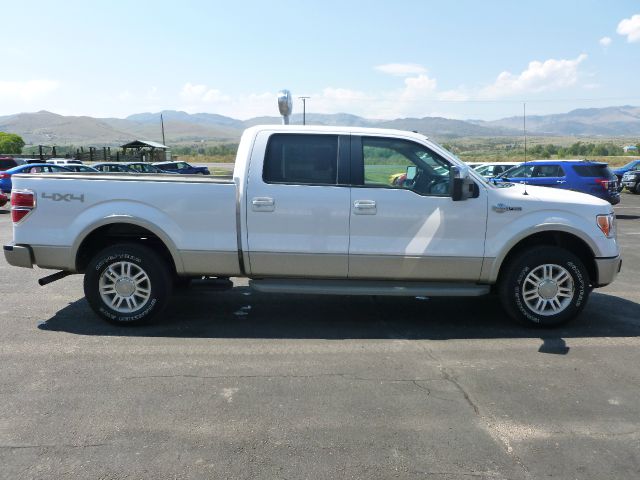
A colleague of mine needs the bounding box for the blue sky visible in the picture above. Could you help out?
[1,0,639,120]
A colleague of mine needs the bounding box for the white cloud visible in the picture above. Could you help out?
[180,82,230,103]
[400,74,438,101]
[0,79,59,101]
[599,36,612,47]
[375,63,428,76]
[479,54,587,98]
[617,14,640,42]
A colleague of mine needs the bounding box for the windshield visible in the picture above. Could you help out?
[621,160,640,169]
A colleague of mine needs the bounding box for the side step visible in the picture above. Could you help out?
[249,279,490,297]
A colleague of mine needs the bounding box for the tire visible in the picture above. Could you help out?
[634,182,640,195]
[84,243,172,325]
[498,246,590,327]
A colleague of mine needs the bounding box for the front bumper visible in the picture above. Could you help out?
[594,255,622,287]
[3,244,34,268]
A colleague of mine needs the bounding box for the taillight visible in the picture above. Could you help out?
[11,189,36,223]
[0,173,9,179]
[595,178,609,190]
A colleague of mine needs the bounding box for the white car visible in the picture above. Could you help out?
[465,162,487,169]
[474,162,520,178]
[46,158,83,166]
[4,125,621,327]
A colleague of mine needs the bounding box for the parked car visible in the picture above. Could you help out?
[46,158,83,166]
[63,164,100,173]
[0,192,7,208]
[621,168,640,194]
[0,157,19,171]
[92,162,136,173]
[474,162,520,178]
[612,159,640,184]
[465,162,486,170]
[494,160,620,205]
[3,126,620,328]
[0,164,71,193]
[153,161,210,175]
[125,162,178,174]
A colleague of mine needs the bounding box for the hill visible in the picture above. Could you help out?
[1,106,639,146]
[476,106,640,136]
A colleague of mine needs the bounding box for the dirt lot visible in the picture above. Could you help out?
[0,193,639,479]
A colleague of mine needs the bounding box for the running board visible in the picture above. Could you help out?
[249,279,490,297]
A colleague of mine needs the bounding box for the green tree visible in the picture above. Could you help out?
[0,132,25,154]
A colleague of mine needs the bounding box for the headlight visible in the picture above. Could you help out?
[596,213,616,238]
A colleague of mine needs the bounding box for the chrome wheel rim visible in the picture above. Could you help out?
[522,264,574,316]
[99,261,151,313]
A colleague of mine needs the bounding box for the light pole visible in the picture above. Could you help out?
[299,96,310,125]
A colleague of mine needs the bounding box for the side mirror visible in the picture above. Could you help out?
[450,165,476,201]
[405,165,417,181]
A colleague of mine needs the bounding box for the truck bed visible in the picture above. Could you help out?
[10,172,241,276]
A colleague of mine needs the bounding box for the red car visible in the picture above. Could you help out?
[0,192,8,208]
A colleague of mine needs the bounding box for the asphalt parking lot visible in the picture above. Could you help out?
[0,193,639,479]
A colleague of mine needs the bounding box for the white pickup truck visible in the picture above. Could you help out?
[4,125,621,327]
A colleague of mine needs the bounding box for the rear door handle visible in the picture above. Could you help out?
[556,180,566,184]
[353,200,377,215]
[251,197,275,212]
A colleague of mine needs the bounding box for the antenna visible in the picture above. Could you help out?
[161,113,166,147]
[523,102,528,196]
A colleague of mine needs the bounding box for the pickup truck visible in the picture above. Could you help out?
[4,125,621,327]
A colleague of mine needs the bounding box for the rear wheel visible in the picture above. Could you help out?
[84,243,172,324]
[499,246,590,327]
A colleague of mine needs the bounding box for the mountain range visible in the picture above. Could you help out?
[1,106,639,146]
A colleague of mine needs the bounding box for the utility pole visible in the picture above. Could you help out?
[299,96,310,125]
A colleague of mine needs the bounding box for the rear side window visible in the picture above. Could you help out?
[573,164,613,178]
[531,165,564,177]
[264,134,338,185]
[0,159,17,170]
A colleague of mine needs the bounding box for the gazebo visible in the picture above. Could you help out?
[120,140,170,162]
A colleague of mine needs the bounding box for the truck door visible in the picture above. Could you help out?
[245,131,351,277]
[348,135,487,281]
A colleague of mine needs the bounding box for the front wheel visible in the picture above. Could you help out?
[84,243,172,324]
[634,182,640,194]
[498,246,590,327]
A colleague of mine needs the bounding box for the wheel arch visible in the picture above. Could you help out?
[488,228,598,287]
[73,218,184,275]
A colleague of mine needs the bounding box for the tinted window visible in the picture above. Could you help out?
[573,164,613,178]
[264,134,338,185]
[531,165,564,177]
[362,137,451,196]
[0,159,18,170]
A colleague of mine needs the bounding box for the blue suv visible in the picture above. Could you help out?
[495,160,620,205]
[612,159,640,184]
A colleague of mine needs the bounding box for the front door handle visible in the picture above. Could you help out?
[353,200,377,215]
[251,197,275,212]
[556,180,566,184]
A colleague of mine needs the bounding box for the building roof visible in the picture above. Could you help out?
[120,140,168,149]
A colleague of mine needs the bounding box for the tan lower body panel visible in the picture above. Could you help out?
[248,252,348,278]
[348,255,483,281]
[31,245,75,271]
[179,250,242,276]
